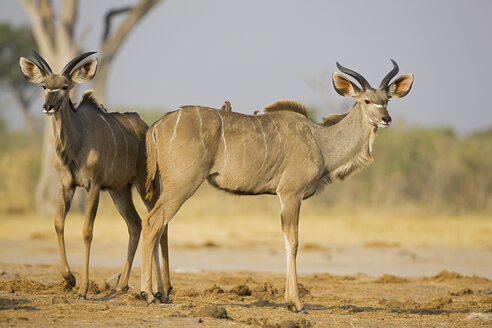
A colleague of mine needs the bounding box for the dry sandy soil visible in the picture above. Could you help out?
[0,262,491,327]
[1,189,491,327]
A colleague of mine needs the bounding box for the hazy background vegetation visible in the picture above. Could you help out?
[0,2,490,247]
[1,111,491,218]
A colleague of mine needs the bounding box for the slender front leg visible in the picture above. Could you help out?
[77,184,101,299]
[54,186,76,286]
[278,193,306,313]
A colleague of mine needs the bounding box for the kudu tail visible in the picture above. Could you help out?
[145,127,159,203]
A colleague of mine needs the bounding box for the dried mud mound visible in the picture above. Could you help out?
[0,263,491,327]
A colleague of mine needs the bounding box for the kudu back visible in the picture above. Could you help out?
[19,51,161,299]
[140,61,413,312]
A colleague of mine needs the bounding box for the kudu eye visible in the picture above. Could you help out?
[62,86,68,90]
[41,85,46,90]
[364,99,370,104]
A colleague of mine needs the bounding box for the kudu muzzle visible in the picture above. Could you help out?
[378,106,392,127]
[42,91,62,115]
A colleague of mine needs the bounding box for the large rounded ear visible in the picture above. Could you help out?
[19,57,45,84]
[387,73,414,98]
[71,58,98,84]
[332,72,361,97]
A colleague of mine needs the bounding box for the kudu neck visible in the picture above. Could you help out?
[317,103,377,175]
[51,98,82,146]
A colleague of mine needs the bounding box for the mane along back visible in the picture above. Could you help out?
[79,90,106,112]
[262,100,308,117]
[322,113,348,126]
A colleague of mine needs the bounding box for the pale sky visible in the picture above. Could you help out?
[1,0,491,134]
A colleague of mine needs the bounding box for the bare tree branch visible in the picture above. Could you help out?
[103,6,132,42]
[92,0,163,102]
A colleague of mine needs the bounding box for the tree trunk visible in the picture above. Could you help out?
[22,0,162,215]
[34,119,58,215]
[21,0,82,215]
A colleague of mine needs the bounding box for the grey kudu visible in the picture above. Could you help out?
[19,51,163,299]
[140,60,413,312]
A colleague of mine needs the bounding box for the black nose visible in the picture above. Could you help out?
[43,104,54,111]
[382,116,392,124]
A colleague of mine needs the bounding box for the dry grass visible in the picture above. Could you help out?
[0,184,490,249]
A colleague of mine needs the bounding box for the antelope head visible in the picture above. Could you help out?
[19,51,98,115]
[332,60,414,128]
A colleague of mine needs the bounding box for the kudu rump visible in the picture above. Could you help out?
[141,60,413,312]
[19,51,161,299]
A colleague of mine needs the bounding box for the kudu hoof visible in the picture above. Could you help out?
[140,291,155,305]
[64,273,76,287]
[153,292,170,304]
[298,308,308,314]
[118,286,129,293]
[287,303,308,314]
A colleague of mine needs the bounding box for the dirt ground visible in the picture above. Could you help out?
[0,260,491,327]
[1,190,491,327]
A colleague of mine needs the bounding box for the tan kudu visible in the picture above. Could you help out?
[140,60,413,312]
[19,51,163,299]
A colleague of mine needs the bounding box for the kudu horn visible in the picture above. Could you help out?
[61,52,97,76]
[31,50,53,75]
[336,62,372,90]
[379,59,399,90]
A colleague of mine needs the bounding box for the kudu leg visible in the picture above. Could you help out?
[136,178,172,300]
[141,179,204,304]
[141,201,166,304]
[159,225,172,296]
[77,184,101,299]
[54,186,76,287]
[278,193,306,313]
[108,186,142,292]
[151,239,166,302]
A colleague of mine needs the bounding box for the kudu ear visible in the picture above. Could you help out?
[332,72,361,97]
[19,57,45,84]
[387,73,414,98]
[71,58,98,84]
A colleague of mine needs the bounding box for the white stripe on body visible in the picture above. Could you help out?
[256,116,268,169]
[216,110,228,170]
[170,109,182,143]
[99,114,118,171]
[111,115,129,174]
[122,114,138,136]
[195,106,206,152]
[270,117,282,143]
